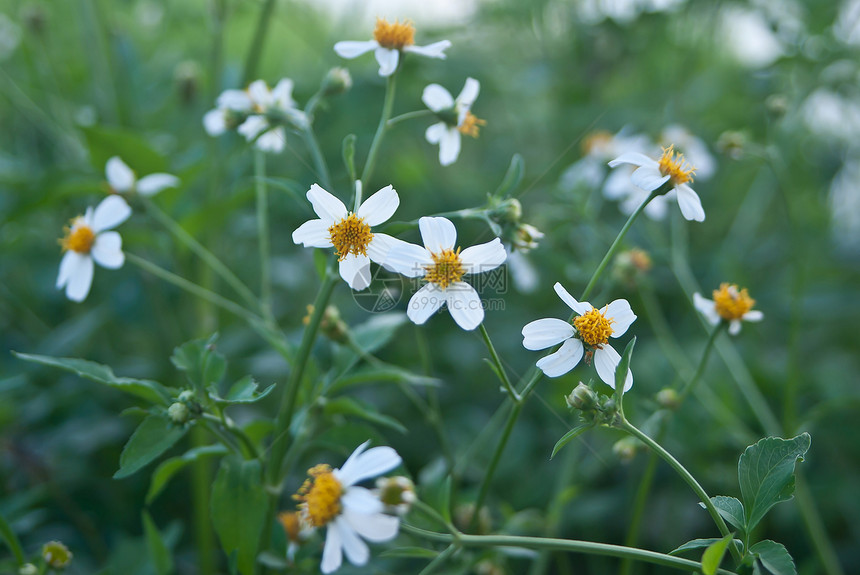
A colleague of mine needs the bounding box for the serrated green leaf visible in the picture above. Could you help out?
[709,496,746,534]
[739,433,811,532]
[209,375,275,405]
[615,336,636,402]
[142,511,173,575]
[323,397,407,434]
[551,424,593,459]
[702,533,733,575]
[146,445,228,504]
[494,153,525,197]
[171,334,226,391]
[13,352,172,406]
[211,457,267,575]
[750,540,796,575]
[115,415,188,479]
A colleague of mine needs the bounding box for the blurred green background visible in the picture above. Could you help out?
[1,0,859,573]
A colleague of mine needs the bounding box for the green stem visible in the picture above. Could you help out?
[360,74,397,186]
[387,109,434,127]
[301,126,333,191]
[189,426,216,575]
[619,452,659,575]
[255,150,273,322]
[478,323,520,401]
[679,323,725,401]
[201,413,260,459]
[418,544,458,575]
[199,419,244,457]
[241,0,278,85]
[0,510,25,566]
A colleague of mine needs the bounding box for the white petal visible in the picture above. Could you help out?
[743,310,764,322]
[422,84,455,112]
[320,524,343,574]
[92,195,132,232]
[456,77,480,109]
[407,283,446,325]
[366,232,396,266]
[357,185,399,226]
[333,517,369,566]
[216,89,252,111]
[729,320,742,336]
[459,238,506,275]
[384,238,432,277]
[403,40,451,59]
[56,250,79,289]
[105,157,135,192]
[90,231,124,269]
[604,299,636,337]
[136,173,179,197]
[237,115,268,140]
[522,318,575,351]
[676,184,706,222]
[608,152,657,169]
[271,78,296,110]
[594,345,633,392]
[693,293,721,326]
[437,128,461,166]
[291,219,333,248]
[602,168,634,199]
[339,253,372,291]
[425,122,447,144]
[307,184,348,223]
[446,283,484,331]
[374,47,399,77]
[631,166,670,192]
[535,338,584,378]
[337,445,401,486]
[65,255,94,302]
[553,282,590,315]
[246,80,271,107]
[203,109,226,136]
[334,40,378,59]
[255,128,286,153]
[341,486,383,514]
[342,509,399,542]
[419,216,457,253]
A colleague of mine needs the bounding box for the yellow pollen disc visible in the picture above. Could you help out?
[424,248,465,289]
[712,283,755,321]
[573,307,615,348]
[373,18,415,49]
[60,219,95,254]
[658,144,696,186]
[458,111,486,138]
[293,464,343,528]
[328,213,373,261]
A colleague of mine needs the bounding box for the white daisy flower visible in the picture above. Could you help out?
[203,87,254,136]
[522,282,636,390]
[293,441,402,574]
[105,157,179,197]
[56,195,132,302]
[384,216,507,331]
[660,124,716,180]
[608,144,706,222]
[334,18,451,77]
[693,283,763,335]
[292,183,401,290]
[237,79,305,154]
[422,77,485,166]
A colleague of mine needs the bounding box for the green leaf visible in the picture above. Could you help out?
[13,352,172,406]
[551,424,593,459]
[211,457,267,575]
[142,511,173,575]
[0,510,25,566]
[171,334,226,391]
[494,153,525,197]
[209,375,275,405]
[146,445,228,504]
[670,538,743,556]
[702,533,733,575]
[323,397,407,434]
[342,134,357,181]
[333,313,409,373]
[614,336,636,403]
[708,496,746,534]
[749,540,796,575]
[115,415,188,479]
[738,433,811,532]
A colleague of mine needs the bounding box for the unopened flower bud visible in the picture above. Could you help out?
[513,223,544,252]
[178,390,195,404]
[42,541,72,569]
[716,131,747,160]
[613,437,639,462]
[565,382,598,411]
[765,94,788,118]
[454,503,492,535]
[491,197,522,224]
[174,60,200,105]
[321,305,349,343]
[322,67,352,96]
[656,388,681,410]
[614,248,651,286]
[376,476,416,515]
[20,4,46,36]
[168,402,190,424]
[18,564,37,575]
[475,560,506,575]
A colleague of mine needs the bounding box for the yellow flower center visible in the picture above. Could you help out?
[373,18,415,49]
[328,213,373,261]
[424,248,465,289]
[458,111,486,138]
[293,464,343,528]
[712,283,755,321]
[573,307,614,348]
[657,144,696,186]
[59,218,95,254]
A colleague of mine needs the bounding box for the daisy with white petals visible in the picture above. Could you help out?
[293,441,402,574]
[334,18,451,77]
[292,183,401,290]
[203,87,254,136]
[384,216,507,331]
[608,145,706,222]
[694,283,763,335]
[106,157,179,197]
[56,195,132,302]
[522,282,636,390]
[422,77,485,166]
[237,78,304,153]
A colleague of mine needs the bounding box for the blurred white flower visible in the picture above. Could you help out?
[720,7,784,69]
[829,158,860,250]
[385,216,506,331]
[693,283,763,335]
[522,282,636,390]
[57,196,132,302]
[801,88,860,143]
[422,77,484,166]
[203,88,254,136]
[0,14,21,61]
[835,0,860,46]
[105,157,179,197]
[660,124,715,181]
[334,18,451,77]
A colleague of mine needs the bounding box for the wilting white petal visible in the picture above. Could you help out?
[404,40,451,59]
[106,157,135,192]
[437,128,461,166]
[203,109,226,135]
[422,84,455,112]
[535,338,584,378]
[604,299,636,337]
[459,238,506,275]
[594,345,633,392]
[456,77,480,109]
[522,318,575,351]
[407,283,446,325]
[136,173,179,197]
[419,216,457,253]
[630,166,670,192]
[65,255,95,302]
[90,231,124,269]
[446,283,483,331]
[337,445,401,486]
[333,517,369,566]
[307,184,348,223]
[342,509,399,542]
[292,219,333,248]
[676,184,705,222]
[339,253,372,291]
[334,40,379,59]
[608,152,657,169]
[320,523,343,574]
[384,239,432,277]
[357,185,399,226]
[374,47,399,76]
[92,195,132,232]
[693,293,721,326]
[553,282,591,315]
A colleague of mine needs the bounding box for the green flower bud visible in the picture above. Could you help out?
[19,564,37,575]
[42,541,72,569]
[168,402,190,424]
[565,382,598,411]
[656,388,681,410]
[321,67,352,96]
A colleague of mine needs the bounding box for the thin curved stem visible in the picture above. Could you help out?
[360,74,397,186]
[301,125,332,191]
[478,323,520,401]
[255,150,273,322]
[387,109,434,127]
[241,0,278,84]
[679,323,724,401]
